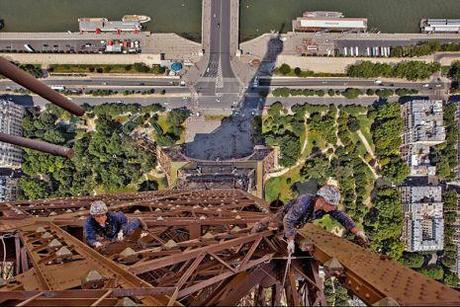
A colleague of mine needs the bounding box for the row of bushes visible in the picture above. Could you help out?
[86,89,167,96]
[272,87,418,99]
[275,64,346,77]
[390,41,460,57]
[347,61,441,80]
[48,63,166,74]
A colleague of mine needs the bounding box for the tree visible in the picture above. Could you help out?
[418,265,444,280]
[324,278,350,306]
[294,67,302,76]
[278,63,291,75]
[346,61,440,80]
[444,272,460,288]
[347,115,360,132]
[399,253,425,268]
[366,88,375,96]
[279,132,301,167]
[301,154,332,185]
[19,177,49,200]
[363,187,404,259]
[272,87,290,98]
[342,88,363,99]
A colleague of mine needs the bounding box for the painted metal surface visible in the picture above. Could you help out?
[1,189,459,306]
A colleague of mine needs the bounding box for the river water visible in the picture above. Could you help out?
[1,0,460,41]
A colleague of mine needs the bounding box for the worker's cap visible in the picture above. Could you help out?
[89,200,108,216]
[316,185,340,207]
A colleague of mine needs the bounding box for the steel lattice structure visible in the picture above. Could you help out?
[1,189,460,306]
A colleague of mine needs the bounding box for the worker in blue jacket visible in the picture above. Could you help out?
[253,185,368,254]
[84,201,147,248]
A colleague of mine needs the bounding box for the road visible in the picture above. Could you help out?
[195,0,240,101]
[0,76,191,95]
[0,76,180,87]
[0,75,446,92]
[260,77,447,91]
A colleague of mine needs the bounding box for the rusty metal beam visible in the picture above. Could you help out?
[129,231,273,275]
[298,224,460,305]
[0,57,85,116]
[0,132,74,158]
[3,189,460,306]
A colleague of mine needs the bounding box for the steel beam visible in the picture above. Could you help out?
[0,132,74,158]
[0,57,85,116]
[299,224,460,305]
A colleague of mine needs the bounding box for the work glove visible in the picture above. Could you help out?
[355,231,368,243]
[251,222,266,234]
[117,231,124,241]
[94,242,103,248]
[287,239,295,255]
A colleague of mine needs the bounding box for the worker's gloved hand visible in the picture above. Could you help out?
[251,222,266,234]
[140,231,149,238]
[94,242,103,248]
[287,239,295,255]
[117,231,124,241]
[355,231,368,243]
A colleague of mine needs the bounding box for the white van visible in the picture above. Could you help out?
[24,44,35,52]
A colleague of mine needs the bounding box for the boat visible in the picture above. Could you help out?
[122,15,151,24]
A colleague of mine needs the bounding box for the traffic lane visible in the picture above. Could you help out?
[219,0,235,78]
[262,80,445,89]
[0,79,183,87]
[209,0,221,54]
[0,86,190,96]
[220,0,231,55]
[263,96,378,107]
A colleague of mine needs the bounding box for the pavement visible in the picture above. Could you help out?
[0,31,201,62]
[1,53,161,66]
[0,32,148,54]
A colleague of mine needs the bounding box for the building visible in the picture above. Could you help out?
[157,145,277,198]
[292,11,367,32]
[400,183,444,252]
[401,100,445,146]
[421,19,460,33]
[0,168,19,202]
[401,100,445,176]
[0,99,24,169]
[78,18,142,32]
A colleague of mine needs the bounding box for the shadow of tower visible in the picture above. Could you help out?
[184,24,285,161]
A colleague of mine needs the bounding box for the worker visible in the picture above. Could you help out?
[253,185,368,254]
[84,200,148,248]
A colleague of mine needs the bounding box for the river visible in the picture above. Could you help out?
[1,0,459,41]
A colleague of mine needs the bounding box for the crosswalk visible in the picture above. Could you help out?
[216,58,224,89]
